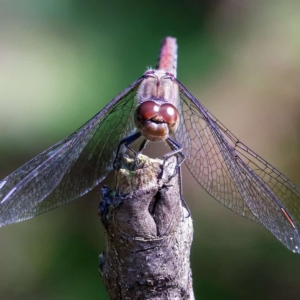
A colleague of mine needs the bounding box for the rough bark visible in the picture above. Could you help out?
[99,154,194,300]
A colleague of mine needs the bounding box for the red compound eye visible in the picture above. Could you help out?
[136,101,160,120]
[159,103,178,124]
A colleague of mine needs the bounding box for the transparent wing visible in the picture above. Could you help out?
[175,79,300,252]
[0,77,144,227]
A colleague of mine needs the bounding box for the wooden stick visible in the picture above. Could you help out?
[99,154,194,299]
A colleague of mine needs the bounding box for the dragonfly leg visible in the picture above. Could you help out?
[113,132,142,170]
[160,137,185,179]
[181,196,191,218]
[133,139,148,168]
[162,149,190,218]
[160,137,190,217]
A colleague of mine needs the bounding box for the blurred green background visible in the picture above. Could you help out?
[1,0,300,299]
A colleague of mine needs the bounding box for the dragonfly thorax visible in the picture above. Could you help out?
[137,69,179,107]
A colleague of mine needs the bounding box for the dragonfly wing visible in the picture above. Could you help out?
[174,80,258,222]
[175,79,300,252]
[0,77,144,227]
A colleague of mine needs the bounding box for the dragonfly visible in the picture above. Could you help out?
[1,37,300,253]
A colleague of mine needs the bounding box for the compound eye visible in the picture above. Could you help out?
[159,103,178,124]
[136,101,160,120]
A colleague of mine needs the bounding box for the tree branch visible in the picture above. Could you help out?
[99,154,194,299]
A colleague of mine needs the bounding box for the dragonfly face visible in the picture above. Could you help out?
[1,37,300,254]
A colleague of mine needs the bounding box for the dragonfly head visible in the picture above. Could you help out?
[134,100,179,142]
